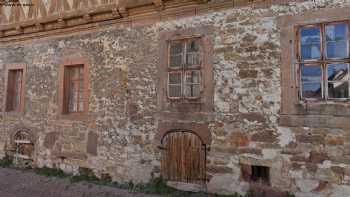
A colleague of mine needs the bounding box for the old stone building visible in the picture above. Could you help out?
[1,0,350,196]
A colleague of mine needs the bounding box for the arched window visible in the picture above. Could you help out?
[13,130,34,161]
[160,131,206,184]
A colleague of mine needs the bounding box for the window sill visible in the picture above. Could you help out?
[299,99,350,104]
[279,114,350,129]
[2,111,25,116]
[289,100,350,116]
[53,151,87,160]
[166,181,205,192]
[59,113,89,121]
[167,97,202,101]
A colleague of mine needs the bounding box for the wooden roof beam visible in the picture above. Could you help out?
[153,0,164,10]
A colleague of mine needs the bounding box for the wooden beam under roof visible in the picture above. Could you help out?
[0,0,306,41]
[152,0,164,10]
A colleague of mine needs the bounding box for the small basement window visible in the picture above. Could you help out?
[251,165,270,185]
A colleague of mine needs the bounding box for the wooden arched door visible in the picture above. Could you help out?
[14,130,34,159]
[161,131,206,184]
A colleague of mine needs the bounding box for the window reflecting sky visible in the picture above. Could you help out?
[325,23,347,41]
[300,26,321,60]
[301,64,321,82]
[327,63,349,81]
[325,23,348,58]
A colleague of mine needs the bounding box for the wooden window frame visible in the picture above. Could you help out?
[167,71,183,99]
[167,37,203,100]
[63,65,84,113]
[158,27,214,113]
[296,21,350,101]
[184,70,202,99]
[59,57,89,119]
[3,63,26,113]
[278,7,350,128]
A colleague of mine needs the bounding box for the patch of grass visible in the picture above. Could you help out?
[70,167,100,183]
[287,192,295,197]
[29,166,246,197]
[34,166,69,178]
[1,162,294,197]
[0,155,13,167]
[127,177,243,197]
[133,177,175,194]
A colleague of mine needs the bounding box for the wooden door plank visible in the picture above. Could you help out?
[161,131,206,183]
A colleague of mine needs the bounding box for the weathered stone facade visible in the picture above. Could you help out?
[1,0,350,196]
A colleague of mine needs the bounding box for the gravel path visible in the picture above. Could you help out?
[0,168,163,197]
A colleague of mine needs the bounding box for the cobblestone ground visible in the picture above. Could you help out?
[0,168,163,197]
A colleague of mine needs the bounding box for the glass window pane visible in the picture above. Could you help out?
[65,66,84,113]
[301,44,321,60]
[186,52,200,66]
[302,83,322,99]
[169,72,182,85]
[184,84,200,98]
[327,63,349,81]
[14,70,23,109]
[301,64,322,82]
[170,55,182,68]
[185,71,200,84]
[71,67,80,80]
[78,99,84,112]
[186,40,200,66]
[69,81,79,112]
[171,42,183,54]
[79,66,84,78]
[325,23,347,41]
[79,86,84,112]
[168,85,181,97]
[328,81,349,98]
[187,40,200,53]
[169,42,183,68]
[325,23,348,58]
[326,41,348,59]
[300,26,321,60]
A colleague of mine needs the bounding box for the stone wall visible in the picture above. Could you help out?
[1,0,350,196]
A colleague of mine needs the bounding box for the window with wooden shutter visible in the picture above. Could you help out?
[161,131,206,184]
[5,66,25,112]
[63,65,85,114]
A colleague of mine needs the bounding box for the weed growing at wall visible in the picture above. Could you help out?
[34,167,69,178]
[0,155,13,167]
[0,164,294,197]
[29,166,241,197]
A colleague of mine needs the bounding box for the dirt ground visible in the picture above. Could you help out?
[0,168,163,197]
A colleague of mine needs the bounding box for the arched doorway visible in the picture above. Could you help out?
[160,131,206,184]
[13,130,34,166]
